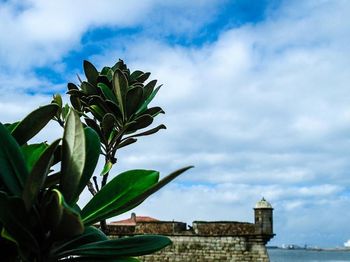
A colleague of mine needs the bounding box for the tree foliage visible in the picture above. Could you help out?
[0,60,192,261]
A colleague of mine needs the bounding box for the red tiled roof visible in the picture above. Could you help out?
[111,215,159,226]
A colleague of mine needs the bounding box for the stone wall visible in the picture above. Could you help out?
[140,235,270,262]
[193,221,256,236]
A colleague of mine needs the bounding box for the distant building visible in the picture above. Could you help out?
[107,198,275,261]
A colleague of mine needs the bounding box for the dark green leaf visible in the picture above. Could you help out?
[52,94,63,108]
[76,127,101,198]
[127,124,166,139]
[126,87,143,117]
[81,81,99,95]
[84,60,99,86]
[41,189,64,230]
[0,192,39,251]
[136,72,151,83]
[136,85,161,115]
[117,138,137,149]
[0,123,28,196]
[143,80,157,100]
[130,70,144,81]
[109,166,193,217]
[113,69,128,119]
[57,235,171,259]
[98,82,118,104]
[102,113,116,138]
[60,110,86,205]
[142,107,165,117]
[4,122,19,133]
[126,115,153,133]
[81,170,159,225]
[11,104,60,146]
[22,139,60,210]
[51,190,84,240]
[21,143,48,173]
[68,83,79,91]
[51,226,108,256]
[84,118,102,137]
[71,96,83,111]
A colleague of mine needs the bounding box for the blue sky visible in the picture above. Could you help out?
[1,0,350,248]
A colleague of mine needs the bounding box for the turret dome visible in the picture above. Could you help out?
[255,197,272,209]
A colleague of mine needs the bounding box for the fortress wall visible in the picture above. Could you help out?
[139,235,270,262]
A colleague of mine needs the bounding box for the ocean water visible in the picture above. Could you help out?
[268,249,350,262]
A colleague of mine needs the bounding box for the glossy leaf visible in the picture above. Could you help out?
[11,104,60,146]
[126,87,143,117]
[81,170,159,225]
[22,139,61,210]
[98,82,118,104]
[56,235,171,259]
[84,60,99,86]
[110,166,193,217]
[136,85,161,115]
[130,70,144,81]
[113,69,128,118]
[21,143,48,173]
[142,80,157,100]
[60,110,86,204]
[0,123,28,196]
[142,107,165,117]
[76,127,101,198]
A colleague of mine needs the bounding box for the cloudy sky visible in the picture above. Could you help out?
[1,0,350,247]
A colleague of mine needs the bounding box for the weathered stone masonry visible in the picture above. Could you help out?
[108,198,274,262]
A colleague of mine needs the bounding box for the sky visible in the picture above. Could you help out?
[0,0,350,248]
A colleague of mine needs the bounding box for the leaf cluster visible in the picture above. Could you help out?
[0,60,192,261]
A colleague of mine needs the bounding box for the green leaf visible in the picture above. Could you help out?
[21,143,48,173]
[60,110,86,205]
[100,160,113,176]
[126,87,143,117]
[127,124,166,139]
[81,81,99,95]
[126,115,153,133]
[0,192,39,252]
[81,170,159,225]
[136,85,161,115]
[51,226,108,256]
[4,121,19,133]
[22,139,61,210]
[40,189,64,230]
[142,80,157,100]
[11,104,60,146]
[98,82,118,104]
[0,123,28,196]
[142,107,165,117]
[83,60,99,86]
[108,166,193,217]
[51,189,84,240]
[136,72,151,83]
[102,113,116,139]
[113,69,128,119]
[117,138,137,149]
[56,235,171,259]
[130,70,144,81]
[43,172,61,188]
[75,127,101,198]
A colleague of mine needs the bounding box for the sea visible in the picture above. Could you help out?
[268,249,350,262]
